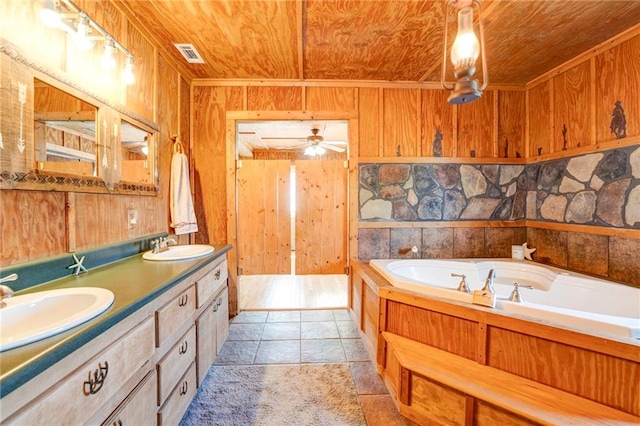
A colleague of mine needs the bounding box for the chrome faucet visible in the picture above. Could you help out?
[451,273,470,293]
[0,273,17,306]
[152,237,177,254]
[481,269,496,294]
[509,282,534,303]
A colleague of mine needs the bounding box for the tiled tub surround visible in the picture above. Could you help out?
[359,145,640,227]
[358,145,640,287]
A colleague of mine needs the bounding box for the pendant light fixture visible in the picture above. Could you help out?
[441,0,488,105]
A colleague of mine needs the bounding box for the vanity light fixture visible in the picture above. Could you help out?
[440,0,488,105]
[38,0,135,84]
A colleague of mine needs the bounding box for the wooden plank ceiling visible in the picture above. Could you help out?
[114,0,640,84]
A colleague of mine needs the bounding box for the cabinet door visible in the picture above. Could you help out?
[102,371,157,426]
[216,287,229,353]
[156,285,196,347]
[196,301,217,386]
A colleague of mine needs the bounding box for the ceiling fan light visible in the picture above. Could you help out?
[304,146,315,156]
[315,146,326,155]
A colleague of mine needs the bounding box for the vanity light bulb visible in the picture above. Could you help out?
[450,7,480,73]
[100,40,116,70]
[121,56,135,85]
[39,0,62,29]
[73,14,94,51]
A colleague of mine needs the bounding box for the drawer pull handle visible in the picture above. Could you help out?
[178,294,188,307]
[214,269,221,280]
[179,381,188,396]
[83,361,108,395]
[113,420,123,426]
[179,340,188,355]
[217,298,222,307]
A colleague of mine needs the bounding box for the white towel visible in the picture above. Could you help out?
[170,150,198,235]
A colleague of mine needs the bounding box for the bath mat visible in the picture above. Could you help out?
[180,363,366,426]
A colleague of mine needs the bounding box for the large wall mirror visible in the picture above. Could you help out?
[0,50,159,195]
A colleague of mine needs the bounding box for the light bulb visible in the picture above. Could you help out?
[304,146,315,156]
[74,13,94,51]
[450,7,480,75]
[315,146,326,155]
[39,0,62,29]
[101,38,116,70]
[141,145,149,156]
[121,55,135,85]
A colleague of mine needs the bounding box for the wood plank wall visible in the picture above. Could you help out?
[0,0,191,265]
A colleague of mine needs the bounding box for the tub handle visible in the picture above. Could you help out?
[509,282,534,303]
[451,273,471,293]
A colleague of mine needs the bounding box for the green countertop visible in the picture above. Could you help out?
[0,244,231,398]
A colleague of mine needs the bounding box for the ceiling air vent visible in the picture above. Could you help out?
[173,43,205,64]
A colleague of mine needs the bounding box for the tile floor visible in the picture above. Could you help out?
[214,309,417,425]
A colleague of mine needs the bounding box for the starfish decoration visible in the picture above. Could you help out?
[68,253,88,276]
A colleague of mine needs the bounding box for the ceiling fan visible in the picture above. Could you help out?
[303,128,346,156]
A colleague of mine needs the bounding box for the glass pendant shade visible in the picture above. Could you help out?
[74,15,94,51]
[450,7,480,76]
[121,56,135,85]
[100,39,116,70]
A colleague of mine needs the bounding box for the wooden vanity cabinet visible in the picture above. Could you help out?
[4,315,155,425]
[102,370,158,426]
[196,286,229,384]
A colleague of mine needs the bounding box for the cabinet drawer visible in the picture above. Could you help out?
[157,326,196,405]
[156,285,196,347]
[157,362,197,426]
[102,370,157,426]
[196,259,228,308]
[8,317,154,426]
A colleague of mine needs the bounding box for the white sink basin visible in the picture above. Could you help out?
[142,244,215,261]
[0,287,114,352]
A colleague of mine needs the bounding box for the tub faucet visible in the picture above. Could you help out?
[481,269,496,294]
[0,273,17,307]
[509,282,534,303]
[451,273,470,293]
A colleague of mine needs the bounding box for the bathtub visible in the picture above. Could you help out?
[369,259,640,339]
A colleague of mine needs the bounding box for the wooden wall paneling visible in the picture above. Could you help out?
[595,34,640,142]
[156,54,179,232]
[237,160,263,274]
[457,91,495,158]
[125,22,155,120]
[0,190,66,266]
[225,87,244,111]
[527,81,552,157]
[497,91,526,158]
[73,193,124,250]
[246,86,303,111]
[487,327,640,416]
[421,90,455,157]
[363,283,379,357]
[358,88,380,156]
[305,87,356,111]
[383,89,418,157]
[386,300,477,360]
[553,60,592,152]
[192,86,227,245]
[226,119,238,315]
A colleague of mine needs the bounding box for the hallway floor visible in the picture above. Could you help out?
[238,274,348,310]
[213,309,416,425]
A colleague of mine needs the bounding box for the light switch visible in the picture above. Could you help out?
[127,209,138,229]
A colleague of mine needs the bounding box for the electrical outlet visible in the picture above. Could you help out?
[127,209,138,229]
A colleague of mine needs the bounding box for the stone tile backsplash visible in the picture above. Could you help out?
[359,145,640,228]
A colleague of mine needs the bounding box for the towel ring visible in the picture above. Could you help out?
[171,135,185,154]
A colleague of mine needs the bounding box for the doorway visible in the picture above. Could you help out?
[235,120,349,310]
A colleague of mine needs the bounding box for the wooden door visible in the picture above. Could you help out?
[237,159,291,274]
[295,159,347,275]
